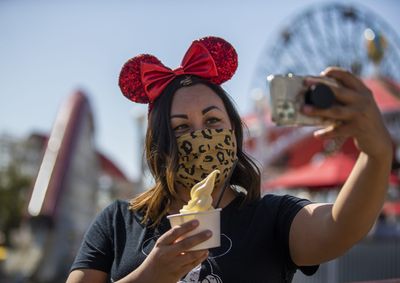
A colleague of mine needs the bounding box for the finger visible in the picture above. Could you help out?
[157,220,199,245]
[180,251,209,274]
[321,67,368,92]
[177,250,209,265]
[329,85,359,105]
[303,76,358,105]
[175,230,213,252]
[313,123,352,139]
[302,104,353,121]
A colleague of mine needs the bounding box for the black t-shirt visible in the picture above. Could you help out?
[71,194,318,282]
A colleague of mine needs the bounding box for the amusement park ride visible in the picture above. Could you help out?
[252,3,400,84]
[245,3,400,203]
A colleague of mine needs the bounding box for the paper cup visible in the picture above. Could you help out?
[167,208,221,251]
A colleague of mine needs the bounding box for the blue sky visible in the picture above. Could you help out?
[1,0,399,181]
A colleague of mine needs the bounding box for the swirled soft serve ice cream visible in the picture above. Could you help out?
[167,169,222,250]
[180,169,220,214]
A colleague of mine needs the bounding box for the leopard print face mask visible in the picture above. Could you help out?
[175,128,237,189]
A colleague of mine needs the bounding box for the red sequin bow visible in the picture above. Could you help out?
[141,42,218,102]
[119,36,238,107]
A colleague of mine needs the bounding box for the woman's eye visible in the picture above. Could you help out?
[173,124,188,132]
[206,117,221,125]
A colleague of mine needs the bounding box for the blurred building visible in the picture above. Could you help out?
[1,90,139,283]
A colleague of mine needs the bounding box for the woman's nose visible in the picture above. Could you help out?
[192,121,206,132]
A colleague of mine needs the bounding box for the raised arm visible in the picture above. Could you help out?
[289,67,393,266]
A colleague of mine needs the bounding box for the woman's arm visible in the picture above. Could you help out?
[289,67,393,266]
[66,219,211,283]
[66,269,108,283]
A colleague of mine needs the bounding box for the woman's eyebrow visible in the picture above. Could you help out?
[170,114,188,119]
[202,105,222,114]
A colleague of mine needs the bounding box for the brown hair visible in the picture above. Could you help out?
[129,76,261,226]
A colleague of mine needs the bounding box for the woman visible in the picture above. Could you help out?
[67,36,393,283]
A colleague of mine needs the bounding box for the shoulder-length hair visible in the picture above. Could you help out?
[129,76,261,226]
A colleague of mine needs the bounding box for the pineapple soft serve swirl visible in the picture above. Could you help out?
[180,170,220,214]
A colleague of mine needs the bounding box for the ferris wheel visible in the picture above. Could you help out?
[247,3,400,168]
[252,3,400,94]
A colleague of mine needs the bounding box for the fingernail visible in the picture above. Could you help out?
[191,220,199,227]
[314,125,334,136]
[314,129,324,136]
[314,127,328,136]
[206,230,213,237]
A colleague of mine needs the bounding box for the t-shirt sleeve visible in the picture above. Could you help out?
[70,201,117,273]
[275,194,319,276]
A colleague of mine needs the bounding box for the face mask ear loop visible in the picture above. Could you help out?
[215,159,238,208]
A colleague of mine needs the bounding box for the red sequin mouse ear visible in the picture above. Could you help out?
[196,36,238,85]
[118,36,238,107]
[118,54,164,104]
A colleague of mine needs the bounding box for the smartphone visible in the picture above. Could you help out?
[267,74,338,126]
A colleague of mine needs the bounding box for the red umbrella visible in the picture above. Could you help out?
[263,152,356,190]
[364,79,400,113]
[382,201,400,216]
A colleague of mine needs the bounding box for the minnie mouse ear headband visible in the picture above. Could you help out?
[118,36,238,111]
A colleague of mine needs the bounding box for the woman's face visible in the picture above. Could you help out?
[170,84,232,137]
